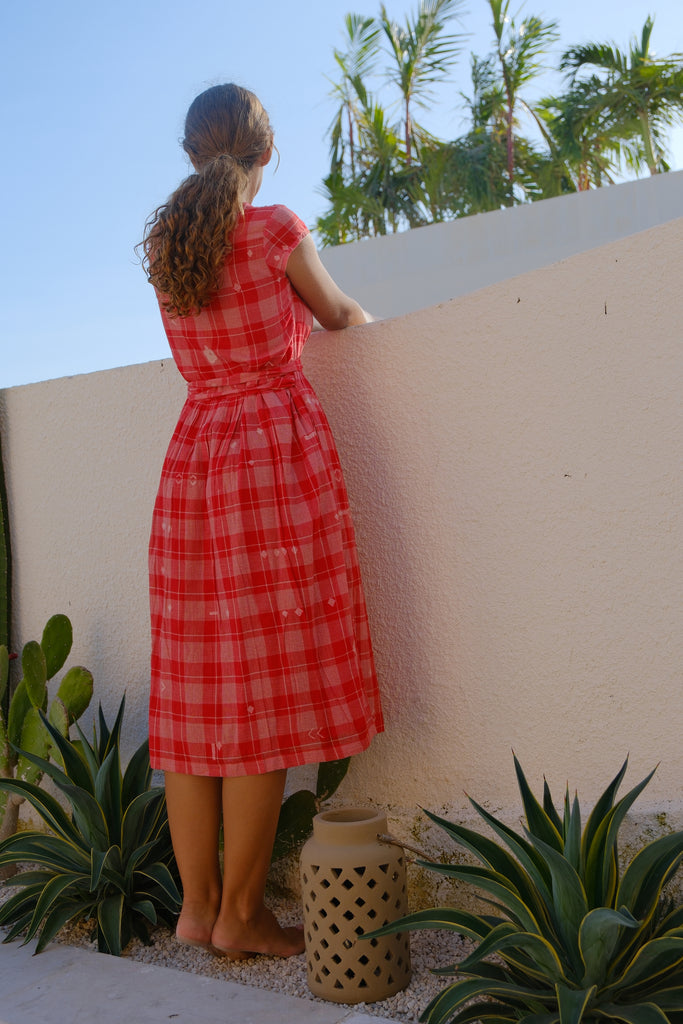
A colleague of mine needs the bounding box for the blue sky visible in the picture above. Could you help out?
[2,0,682,388]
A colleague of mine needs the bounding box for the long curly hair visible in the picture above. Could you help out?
[139,84,273,318]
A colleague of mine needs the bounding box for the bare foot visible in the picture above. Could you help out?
[211,906,305,958]
[175,898,219,949]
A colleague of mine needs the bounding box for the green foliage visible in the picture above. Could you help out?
[561,17,683,177]
[368,756,683,1024]
[0,430,10,660]
[272,758,351,861]
[0,615,94,840]
[319,4,683,242]
[0,695,180,955]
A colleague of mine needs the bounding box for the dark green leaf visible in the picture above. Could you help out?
[594,1002,670,1024]
[617,832,683,920]
[97,894,125,956]
[316,757,350,801]
[272,789,317,861]
[121,739,152,809]
[579,907,639,987]
[95,745,122,845]
[514,754,563,852]
[556,983,595,1024]
[363,905,493,943]
[0,778,83,844]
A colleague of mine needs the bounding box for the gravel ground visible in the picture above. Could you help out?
[0,880,469,1022]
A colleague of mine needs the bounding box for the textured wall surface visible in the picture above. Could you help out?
[1,214,681,839]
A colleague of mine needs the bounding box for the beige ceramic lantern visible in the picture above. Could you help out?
[300,807,411,1003]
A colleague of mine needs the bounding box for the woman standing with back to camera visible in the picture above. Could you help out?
[140,84,383,958]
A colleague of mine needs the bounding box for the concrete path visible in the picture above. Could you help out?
[0,938,403,1024]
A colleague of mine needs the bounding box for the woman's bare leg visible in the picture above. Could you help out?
[164,771,222,946]
[210,769,305,957]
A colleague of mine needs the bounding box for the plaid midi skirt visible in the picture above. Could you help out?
[148,365,383,776]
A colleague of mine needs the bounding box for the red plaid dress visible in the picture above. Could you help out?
[148,204,383,776]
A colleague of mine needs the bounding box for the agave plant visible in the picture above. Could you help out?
[370,756,683,1024]
[0,696,180,955]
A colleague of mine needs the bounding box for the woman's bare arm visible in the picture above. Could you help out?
[286,234,373,330]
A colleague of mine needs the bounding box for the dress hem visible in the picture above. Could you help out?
[149,724,383,778]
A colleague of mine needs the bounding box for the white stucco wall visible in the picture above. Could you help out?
[2,213,681,845]
[321,169,683,319]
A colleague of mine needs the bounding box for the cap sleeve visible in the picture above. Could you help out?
[263,205,309,272]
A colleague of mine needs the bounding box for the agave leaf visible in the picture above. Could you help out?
[95,745,122,845]
[543,777,564,834]
[60,782,110,851]
[425,861,544,935]
[579,907,640,988]
[563,792,582,872]
[3,909,37,944]
[0,777,85,846]
[524,834,588,975]
[655,906,683,934]
[593,1002,670,1024]
[465,797,553,897]
[364,905,494,944]
[316,757,350,801]
[647,986,683,1011]
[517,1015,560,1024]
[556,982,596,1024]
[0,831,90,873]
[425,976,557,1024]
[136,861,181,906]
[41,614,73,679]
[514,754,563,853]
[26,873,81,942]
[35,898,96,954]
[0,644,9,707]
[426,806,552,912]
[617,832,683,920]
[585,768,657,908]
[131,899,157,925]
[8,743,71,793]
[97,893,125,955]
[459,924,569,985]
[100,697,126,763]
[73,719,100,782]
[121,739,152,810]
[607,936,683,998]
[123,839,160,880]
[36,710,94,793]
[121,789,165,859]
[581,757,629,863]
[91,847,114,889]
[1,869,57,888]
[0,881,47,928]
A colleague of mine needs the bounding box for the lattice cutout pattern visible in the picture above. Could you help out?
[302,858,411,1003]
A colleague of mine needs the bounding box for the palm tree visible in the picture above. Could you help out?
[328,14,381,179]
[538,79,622,191]
[561,16,683,176]
[487,0,559,200]
[378,0,465,165]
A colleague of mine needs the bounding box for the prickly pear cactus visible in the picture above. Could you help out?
[0,614,94,855]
